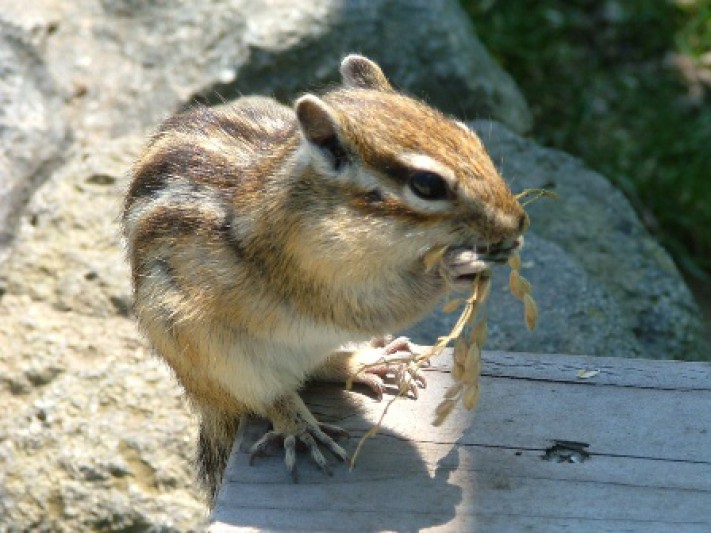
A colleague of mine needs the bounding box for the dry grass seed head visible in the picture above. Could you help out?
[452,362,465,381]
[508,251,522,270]
[464,343,481,376]
[471,319,488,347]
[454,336,469,365]
[462,383,480,410]
[509,269,526,299]
[444,382,464,399]
[435,398,456,419]
[523,293,538,330]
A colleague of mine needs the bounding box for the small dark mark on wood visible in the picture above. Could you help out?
[543,440,590,464]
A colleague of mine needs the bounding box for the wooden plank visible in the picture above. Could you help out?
[482,351,711,390]
[210,351,711,532]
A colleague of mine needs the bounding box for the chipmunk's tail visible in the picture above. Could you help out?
[196,405,242,507]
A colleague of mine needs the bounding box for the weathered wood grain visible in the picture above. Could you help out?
[210,351,711,532]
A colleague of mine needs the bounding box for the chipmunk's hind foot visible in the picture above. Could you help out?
[249,393,349,482]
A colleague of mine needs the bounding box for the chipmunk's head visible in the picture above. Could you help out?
[293,55,527,289]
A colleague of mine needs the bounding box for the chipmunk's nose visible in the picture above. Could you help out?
[477,236,522,260]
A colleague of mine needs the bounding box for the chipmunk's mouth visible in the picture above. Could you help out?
[442,237,523,286]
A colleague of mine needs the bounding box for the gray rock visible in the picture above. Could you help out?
[0,20,69,268]
[12,0,528,143]
[0,297,205,532]
[203,0,532,133]
[40,0,251,140]
[405,121,707,361]
[0,123,203,528]
[2,136,141,318]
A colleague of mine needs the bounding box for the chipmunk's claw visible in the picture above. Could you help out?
[249,422,349,481]
[353,336,427,400]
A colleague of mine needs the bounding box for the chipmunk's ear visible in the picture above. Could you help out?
[295,95,350,171]
[340,55,392,91]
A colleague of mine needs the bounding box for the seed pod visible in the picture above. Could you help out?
[435,398,456,417]
[524,293,538,330]
[444,382,464,400]
[515,188,559,205]
[452,361,465,381]
[433,399,456,426]
[464,343,481,375]
[425,242,540,427]
[462,384,480,410]
[508,252,522,271]
[462,344,481,385]
[509,269,525,299]
[470,319,488,347]
[454,337,468,365]
[518,275,533,295]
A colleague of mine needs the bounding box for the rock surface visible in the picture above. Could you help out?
[4,0,530,144]
[0,19,69,267]
[0,0,705,531]
[0,296,204,532]
[205,0,532,134]
[0,136,208,531]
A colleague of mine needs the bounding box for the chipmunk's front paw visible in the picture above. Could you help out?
[249,394,349,482]
[351,336,427,401]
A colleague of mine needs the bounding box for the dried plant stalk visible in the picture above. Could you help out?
[349,252,539,464]
[428,272,489,424]
[349,249,540,465]
[350,244,542,466]
[426,247,540,426]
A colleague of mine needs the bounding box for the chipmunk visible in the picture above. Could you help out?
[122,55,527,505]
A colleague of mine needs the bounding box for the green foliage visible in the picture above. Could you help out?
[461,0,711,276]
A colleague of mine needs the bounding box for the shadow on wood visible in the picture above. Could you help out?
[212,382,464,530]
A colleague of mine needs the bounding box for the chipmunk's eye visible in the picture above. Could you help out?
[409,171,449,200]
